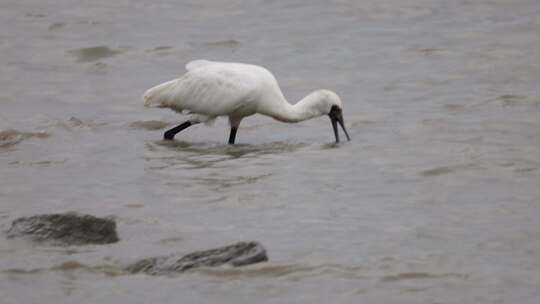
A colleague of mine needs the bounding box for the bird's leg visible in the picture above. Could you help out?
[228,116,242,145]
[228,127,238,144]
[164,121,194,140]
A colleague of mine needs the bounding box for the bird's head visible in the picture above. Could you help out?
[310,90,350,143]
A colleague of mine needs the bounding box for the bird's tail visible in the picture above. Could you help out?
[142,79,178,108]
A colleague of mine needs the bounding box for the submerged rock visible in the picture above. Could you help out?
[6,213,119,245]
[0,129,50,148]
[68,46,123,63]
[125,241,268,275]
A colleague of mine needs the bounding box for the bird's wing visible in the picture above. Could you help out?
[163,64,258,117]
[185,59,213,71]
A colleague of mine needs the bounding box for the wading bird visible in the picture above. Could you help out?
[143,60,350,144]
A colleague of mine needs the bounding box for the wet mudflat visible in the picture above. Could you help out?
[1,0,540,303]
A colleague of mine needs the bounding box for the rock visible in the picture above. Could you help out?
[126,241,268,275]
[68,46,123,63]
[0,129,50,148]
[6,213,119,245]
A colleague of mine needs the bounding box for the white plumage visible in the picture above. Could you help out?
[143,60,350,144]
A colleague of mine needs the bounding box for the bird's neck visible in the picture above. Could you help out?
[264,92,323,123]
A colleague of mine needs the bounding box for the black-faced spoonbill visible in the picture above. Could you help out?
[143,60,350,144]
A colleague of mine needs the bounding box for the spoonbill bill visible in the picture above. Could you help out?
[143,60,350,144]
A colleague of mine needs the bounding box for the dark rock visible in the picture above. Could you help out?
[0,129,50,148]
[6,213,118,245]
[68,46,123,63]
[125,241,268,275]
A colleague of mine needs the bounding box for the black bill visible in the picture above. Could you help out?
[329,105,351,143]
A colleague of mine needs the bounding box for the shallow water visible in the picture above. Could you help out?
[2,0,540,303]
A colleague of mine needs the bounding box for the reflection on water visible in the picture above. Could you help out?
[152,140,308,157]
[144,140,308,170]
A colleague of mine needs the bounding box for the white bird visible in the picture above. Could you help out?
[143,60,350,144]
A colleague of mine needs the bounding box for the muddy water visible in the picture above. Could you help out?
[2,0,540,303]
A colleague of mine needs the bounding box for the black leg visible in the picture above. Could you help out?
[164,121,193,140]
[228,127,238,144]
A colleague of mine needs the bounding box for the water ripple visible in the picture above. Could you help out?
[144,140,308,170]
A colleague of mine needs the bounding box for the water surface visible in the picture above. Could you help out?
[1,0,540,303]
